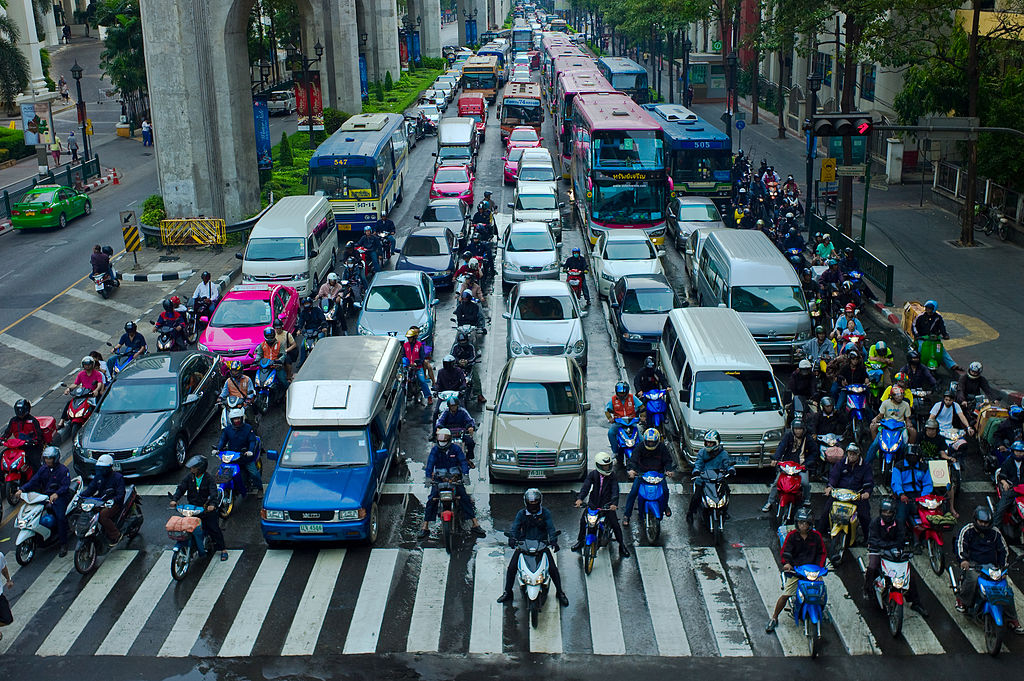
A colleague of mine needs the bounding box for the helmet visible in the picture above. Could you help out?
[273,318,284,329]
[944,388,956,399]
[642,428,660,449]
[756,219,765,227]
[456,331,469,344]
[795,507,813,526]
[973,506,993,530]
[469,258,479,267]
[894,372,909,385]
[524,488,542,513]
[924,300,937,310]
[846,443,861,456]
[13,399,30,418]
[873,341,887,353]
[124,321,137,333]
[788,227,797,235]
[787,213,795,220]
[229,408,244,423]
[644,356,655,369]
[904,447,920,464]
[327,272,338,283]
[820,396,834,410]
[907,350,920,362]
[446,395,459,409]
[41,446,60,463]
[201,271,211,279]
[572,247,580,255]
[406,326,420,338]
[891,386,904,399]
[703,429,721,449]
[595,451,613,476]
[81,356,95,368]
[798,359,812,370]
[170,295,181,307]
[484,190,493,197]
[844,302,856,313]
[302,296,315,306]
[185,454,208,474]
[1012,441,1024,458]
[462,250,473,260]
[263,327,276,341]
[614,381,628,395]
[879,497,896,522]
[968,361,982,378]
[814,325,825,335]
[461,290,472,299]
[791,419,805,432]
[828,259,839,267]
[1010,405,1024,421]
[345,241,355,249]
[364,226,372,233]
[95,454,114,469]
[443,353,456,366]
[924,418,939,430]
[436,428,451,448]
[228,360,243,374]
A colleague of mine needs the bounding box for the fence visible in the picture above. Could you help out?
[0,156,102,221]
[810,212,895,306]
[933,160,1022,224]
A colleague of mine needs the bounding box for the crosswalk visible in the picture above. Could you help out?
[1,541,1020,658]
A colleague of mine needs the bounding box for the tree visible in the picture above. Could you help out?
[95,0,149,123]
[0,6,30,115]
[278,130,293,166]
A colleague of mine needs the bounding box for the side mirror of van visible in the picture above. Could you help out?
[353,301,362,309]
[413,215,421,221]
[432,152,437,157]
[235,252,243,260]
[507,202,514,208]
[580,309,589,317]
[431,298,440,306]
[609,301,619,309]
[485,403,495,411]
[558,202,565,209]
[502,312,511,319]
[309,249,319,257]
[266,449,279,461]
[581,402,592,411]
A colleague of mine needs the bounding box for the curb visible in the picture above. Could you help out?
[215,265,242,296]
[120,269,195,282]
[84,168,118,193]
[872,301,901,326]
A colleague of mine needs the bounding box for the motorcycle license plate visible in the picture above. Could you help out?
[527,469,546,479]
[95,282,104,291]
[299,524,323,534]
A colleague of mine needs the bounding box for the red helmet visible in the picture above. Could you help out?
[844,302,856,313]
[170,295,181,307]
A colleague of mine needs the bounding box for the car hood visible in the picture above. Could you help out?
[599,259,663,279]
[677,219,725,237]
[433,182,472,194]
[359,307,431,336]
[515,208,559,222]
[397,254,454,272]
[81,410,172,451]
[619,311,670,335]
[493,413,581,451]
[200,325,263,352]
[265,466,371,510]
[505,250,558,267]
[510,318,580,347]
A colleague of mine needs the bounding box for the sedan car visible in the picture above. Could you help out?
[502,146,526,184]
[421,89,447,112]
[430,164,475,205]
[609,273,683,353]
[501,221,560,288]
[667,196,726,250]
[506,126,542,150]
[510,180,563,240]
[11,185,91,230]
[72,353,220,478]
[486,356,590,482]
[591,229,665,298]
[396,226,458,289]
[197,283,300,365]
[504,280,588,367]
[432,80,456,104]
[356,271,439,346]
[510,69,532,83]
[416,198,471,246]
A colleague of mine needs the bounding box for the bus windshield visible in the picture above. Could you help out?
[671,149,733,182]
[610,72,648,92]
[593,131,663,168]
[502,103,542,124]
[463,71,497,90]
[591,182,665,223]
[310,166,377,199]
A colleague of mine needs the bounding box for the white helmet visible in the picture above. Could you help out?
[798,359,812,370]
[469,257,479,266]
[327,272,338,283]
[81,355,96,367]
[595,451,613,476]
[228,408,245,422]
[95,454,114,469]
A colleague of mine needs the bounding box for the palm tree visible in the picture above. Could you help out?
[0,7,31,115]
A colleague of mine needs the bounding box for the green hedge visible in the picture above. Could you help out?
[361,69,442,115]
[0,128,32,162]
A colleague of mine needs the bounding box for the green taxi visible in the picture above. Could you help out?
[10,185,92,230]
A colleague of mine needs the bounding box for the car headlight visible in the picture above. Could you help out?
[242,273,254,281]
[623,332,643,340]
[337,509,365,521]
[542,262,559,271]
[571,340,585,354]
[764,429,784,440]
[197,343,209,352]
[687,426,707,441]
[291,273,308,282]
[600,272,616,282]
[492,449,516,462]
[357,323,372,335]
[138,432,170,455]
[263,509,285,521]
[558,449,583,463]
[505,262,520,272]
[510,340,524,354]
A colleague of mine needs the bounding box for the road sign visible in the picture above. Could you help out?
[835,164,866,177]
[735,120,745,131]
[120,210,141,252]
[85,118,93,136]
[820,157,837,183]
[711,40,722,51]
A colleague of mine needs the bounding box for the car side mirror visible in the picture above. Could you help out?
[235,252,243,260]
[502,312,511,319]
[309,249,319,257]
[507,202,514,208]
[431,298,440,306]
[184,393,200,405]
[657,248,666,257]
[266,449,279,461]
[582,402,591,411]
[414,215,421,221]
[353,301,362,308]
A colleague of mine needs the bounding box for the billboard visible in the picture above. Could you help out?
[20,101,53,145]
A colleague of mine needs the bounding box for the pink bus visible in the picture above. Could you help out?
[554,70,615,178]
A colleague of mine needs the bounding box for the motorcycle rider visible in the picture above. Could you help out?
[154,299,187,349]
[81,454,125,546]
[498,489,568,607]
[866,386,915,465]
[16,446,72,556]
[828,347,868,407]
[316,273,346,335]
[862,497,929,616]
[466,232,493,273]
[891,448,933,526]
[434,355,468,398]
[254,327,288,388]
[341,256,369,299]
[781,227,805,253]
[821,443,873,535]
[170,455,229,561]
[686,430,735,524]
[838,247,860,274]
[912,300,961,372]
[455,289,487,330]
[605,381,646,466]
[478,190,497,215]
[867,340,896,384]
[451,330,485,404]
[633,356,669,395]
[815,234,837,263]
[561,247,591,305]
[2,399,45,473]
[830,303,865,337]
[917,418,962,512]
[190,270,220,310]
[783,174,800,195]
[800,325,834,372]
[218,360,255,406]
[765,507,826,633]
[403,327,434,405]
[457,259,487,306]
[572,451,629,558]
[60,356,106,429]
[808,396,850,442]
[954,506,1024,633]
[90,243,115,282]
[419,428,486,539]
[899,350,938,391]
[993,441,1024,523]
[296,296,330,362]
[761,419,813,513]
[929,388,974,434]
[956,361,1004,416]
[215,408,262,498]
[622,429,675,529]
[436,396,477,462]
[107,321,148,376]
[788,359,818,417]
[273,318,299,382]
[356,225,383,274]
[992,405,1024,464]
[375,215,397,255]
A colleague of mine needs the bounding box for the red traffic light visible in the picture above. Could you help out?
[857,122,870,134]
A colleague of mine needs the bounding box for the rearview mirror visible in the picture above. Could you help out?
[235,252,243,260]
[414,215,421,221]
[609,301,619,309]
[266,449,279,461]
[353,301,362,308]
[431,298,440,306]
[582,402,591,411]
[309,249,319,257]
[485,404,495,411]
[507,202,514,208]
[558,202,565,208]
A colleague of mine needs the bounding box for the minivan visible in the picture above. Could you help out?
[434,118,478,170]
[658,308,786,468]
[510,180,564,240]
[239,195,338,296]
[694,230,812,364]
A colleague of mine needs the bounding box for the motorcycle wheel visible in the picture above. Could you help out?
[256,394,269,414]
[75,540,97,575]
[171,547,191,581]
[985,612,1005,656]
[927,537,945,575]
[644,512,661,545]
[15,536,36,566]
[220,489,235,519]
[99,287,109,300]
[713,526,723,546]
[583,541,596,575]
[442,516,454,555]
[5,480,18,506]
[829,531,847,564]
[529,599,540,628]
[998,223,1010,242]
[887,600,904,638]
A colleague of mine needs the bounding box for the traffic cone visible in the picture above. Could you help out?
[112,168,119,185]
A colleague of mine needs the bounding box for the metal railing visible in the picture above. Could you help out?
[933,160,1022,225]
[810,212,895,306]
[0,156,102,221]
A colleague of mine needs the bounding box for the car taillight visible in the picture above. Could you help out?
[10,210,19,215]
[41,207,53,214]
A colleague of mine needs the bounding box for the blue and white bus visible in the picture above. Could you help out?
[644,104,732,209]
[308,113,409,240]
[596,57,649,104]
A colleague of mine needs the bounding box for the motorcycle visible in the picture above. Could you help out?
[400,358,430,407]
[216,446,261,519]
[72,487,144,575]
[826,487,861,564]
[637,471,667,545]
[908,388,933,432]
[786,248,808,272]
[912,494,955,574]
[92,268,119,299]
[189,298,214,343]
[918,334,945,372]
[301,327,324,360]
[580,504,614,574]
[949,562,1017,656]
[788,564,829,658]
[611,416,641,468]
[166,501,213,581]
[816,432,845,474]
[876,418,908,476]
[2,435,40,505]
[60,386,95,439]
[693,469,731,545]
[219,394,254,430]
[844,384,870,448]
[321,297,340,336]
[14,476,83,565]
[451,319,485,349]
[355,245,375,279]
[506,530,561,628]
[860,547,912,638]
[253,358,285,414]
[865,359,888,403]
[773,461,805,525]
[105,343,137,377]
[640,389,668,432]
[565,268,585,303]
[992,481,1024,545]
[431,467,464,554]
[153,323,184,352]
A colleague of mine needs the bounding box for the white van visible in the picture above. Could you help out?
[658,308,786,468]
[239,196,338,296]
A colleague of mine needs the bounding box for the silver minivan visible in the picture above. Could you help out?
[694,230,812,364]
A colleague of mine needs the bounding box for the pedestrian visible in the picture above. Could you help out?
[0,545,14,640]
[685,85,694,107]
[141,118,152,146]
[67,132,79,162]
[62,23,71,44]
[58,76,69,103]
[49,134,62,166]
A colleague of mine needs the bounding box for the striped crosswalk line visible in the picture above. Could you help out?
[219,549,292,657]
[468,547,505,654]
[158,550,241,657]
[33,309,112,342]
[912,554,993,653]
[343,548,398,654]
[0,333,72,368]
[584,550,625,654]
[635,547,690,656]
[407,549,450,653]
[690,546,752,656]
[281,549,346,656]
[742,547,808,656]
[823,564,880,655]
[96,551,173,656]
[0,555,72,654]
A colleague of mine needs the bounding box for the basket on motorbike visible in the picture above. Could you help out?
[901,302,925,337]
[823,446,844,464]
[165,515,201,542]
[978,405,1008,449]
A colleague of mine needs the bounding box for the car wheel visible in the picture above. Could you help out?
[83,201,92,216]
[58,213,67,229]
[366,501,380,545]
[174,436,187,468]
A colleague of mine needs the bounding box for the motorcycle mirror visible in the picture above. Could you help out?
[580,310,589,317]
[485,404,495,411]
[266,449,279,461]
[200,316,209,323]
[106,341,113,347]
[414,215,421,221]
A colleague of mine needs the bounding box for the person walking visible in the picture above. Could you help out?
[67,132,79,162]
[0,549,12,640]
[58,76,69,103]
[141,119,153,146]
[62,23,71,44]
[49,134,62,166]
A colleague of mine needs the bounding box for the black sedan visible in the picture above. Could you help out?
[72,352,221,478]
[609,274,685,353]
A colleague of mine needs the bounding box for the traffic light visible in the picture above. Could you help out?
[811,113,873,137]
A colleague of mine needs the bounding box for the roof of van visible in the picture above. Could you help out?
[705,229,799,285]
[252,196,329,234]
[287,336,402,427]
[666,308,772,371]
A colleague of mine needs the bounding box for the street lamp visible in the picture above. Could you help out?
[724,51,738,143]
[69,60,90,163]
[681,36,692,106]
[360,32,368,46]
[804,74,822,231]
[287,40,324,150]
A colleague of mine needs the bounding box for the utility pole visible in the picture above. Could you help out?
[961,0,983,246]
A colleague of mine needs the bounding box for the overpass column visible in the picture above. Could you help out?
[7,0,49,96]
[372,0,400,84]
[409,0,440,59]
[322,0,362,114]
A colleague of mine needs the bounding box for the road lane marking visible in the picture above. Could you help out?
[158,550,241,657]
[690,546,752,656]
[823,564,880,654]
[35,550,137,656]
[584,549,626,654]
[280,548,346,656]
[96,551,173,655]
[218,549,292,657]
[65,287,141,315]
[0,333,72,367]
[33,309,112,342]
[343,548,399,654]
[469,546,505,654]
[0,554,72,654]
[406,548,450,652]
[0,382,25,407]
[942,312,999,352]
[742,547,808,656]
[635,546,690,656]
[529,548,562,653]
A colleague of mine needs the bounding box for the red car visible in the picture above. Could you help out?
[502,147,526,185]
[505,126,542,152]
[430,164,475,205]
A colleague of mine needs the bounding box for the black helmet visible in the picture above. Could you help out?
[302,296,314,306]
[795,507,813,527]
[644,356,655,369]
[162,299,174,313]
[614,381,628,395]
[273,318,284,329]
[791,419,805,432]
[879,497,896,522]
[345,240,355,249]
[201,270,211,280]
[124,321,137,333]
[973,506,993,530]
[814,325,825,335]
[185,454,208,475]
[14,398,30,418]
[456,331,469,344]
[904,448,920,464]
[263,327,276,342]
[907,350,920,362]
[524,488,542,513]
[462,250,473,260]
[820,396,834,410]
[484,191,492,197]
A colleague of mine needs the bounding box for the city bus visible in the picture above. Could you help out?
[596,57,650,104]
[548,52,592,97]
[477,43,511,82]
[512,19,533,53]
[544,46,586,93]
[644,103,733,209]
[547,17,568,33]
[308,113,409,240]
[461,54,500,103]
[570,93,669,245]
[499,82,544,141]
[555,70,615,177]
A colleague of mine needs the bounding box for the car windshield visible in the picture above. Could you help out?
[518,165,555,181]
[209,298,271,328]
[514,294,576,320]
[620,288,675,314]
[438,146,471,160]
[692,370,780,413]
[678,204,721,221]
[364,284,425,312]
[500,381,578,415]
[509,129,539,143]
[403,235,447,257]
[516,193,556,210]
[730,286,806,313]
[421,204,463,222]
[279,428,370,468]
[435,167,470,183]
[244,237,305,261]
[419,105,439,116]
[24,191,57,205]
[101,379,177,413]
[508,230,554,252]
[604,240,655,260]
[505,147,525,164]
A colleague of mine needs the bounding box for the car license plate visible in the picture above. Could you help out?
[732,455,750,465]
[527,469,546,479]
[24,210,35,216]
[299,523,323,534]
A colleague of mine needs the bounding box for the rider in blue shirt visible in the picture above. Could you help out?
[419,428,485,539]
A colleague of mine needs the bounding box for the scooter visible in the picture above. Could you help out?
[773,461,805,525]
[611,416,641,468]
[189,298,214,343]
[845,384,870,448]
[92,268,119,299]
[154,323,184,352]
[949,562,1017,656]
[637,471,667,545]
[825,487,861,565]
[14,476,83,565]
[105,343,137,377]
[431,467,464,554]
[789,564,829,658]
[506,530,561,628]
[166,501,213,581]
[865,359,888,403]
[355,245,375,279]
[2,437,36,505]
[860,547,912,638]
[215,446,261,519]
[301,327,324,360]
[693,469,731,545]
[60,386,96,439]
[253,358,285,414]
[918,334,944,372]
[912,494,955,575]
[641,389,668,432]
[876,418,908,476]
[321,297,340,336]
[992,481,1024,545]
[580,505,613,574]
[218,395,254,430]
[72,487,144,575]
[451,319,485,349]
[565,268,585,303]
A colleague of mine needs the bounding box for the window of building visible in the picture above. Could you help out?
[813,52,832,86]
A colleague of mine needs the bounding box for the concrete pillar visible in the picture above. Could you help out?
[356,0,380,82]
[296,0,331,111]
[7,0,49,97]
[885,138,904,185]
[323,0,362,114]
[138,0,259,223]
[373,0,400,84]
[419,0,441,58]
[41,5,60,47]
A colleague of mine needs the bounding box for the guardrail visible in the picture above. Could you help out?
[139,198,274,240]
[0,156,102,220]
[809,212,895,306]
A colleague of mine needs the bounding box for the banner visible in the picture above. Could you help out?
[359,55,369,99]
[399,33,410,65]
[252,97,273,171]
[293,70,324,131]
[412,32,421,63]
[20,101,52,146]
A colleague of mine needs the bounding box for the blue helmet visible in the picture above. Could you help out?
[614,381,629,395]
[925,300,937,310]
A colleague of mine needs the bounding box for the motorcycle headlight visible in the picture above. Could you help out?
[197,343,209,352]
[263,509,285,521]
[504,262,520,272]
[524,574,545,585]
[890,576,907,589]
[558,449,582,463]
[139,432,170,455]
[15,517,30,529]
[803,570,820,581]
[492,449,516,462]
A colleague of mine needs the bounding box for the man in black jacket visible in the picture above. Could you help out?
[571,452,629,557]
[170,455,228,561]
[497,489,568,606]
[633,356,669,395]
[807,396,850,441]
[766,507,826,632]
[561,247,591,305]
[862,498,928,616]
[821,443,874,537]
[955,506,1024,632]
[761,420,812,513]
[17,446,72,555]
[993,442,1024,524]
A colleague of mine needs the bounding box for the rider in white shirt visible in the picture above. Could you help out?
[191,271,220,306]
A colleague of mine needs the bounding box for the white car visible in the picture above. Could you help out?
[422,89,447,112]
[266,91,296,115]
[504,280,588,367]
[416,103,441,126]
[510,180,563,241]
[432,79,456,104]
[591,229,665,298]
[510,69,532,83]
[500,221,561,288]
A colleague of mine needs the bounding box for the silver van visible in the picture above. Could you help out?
[658,308,786,468]
[434,118,477,170]
[694,230,811,364]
